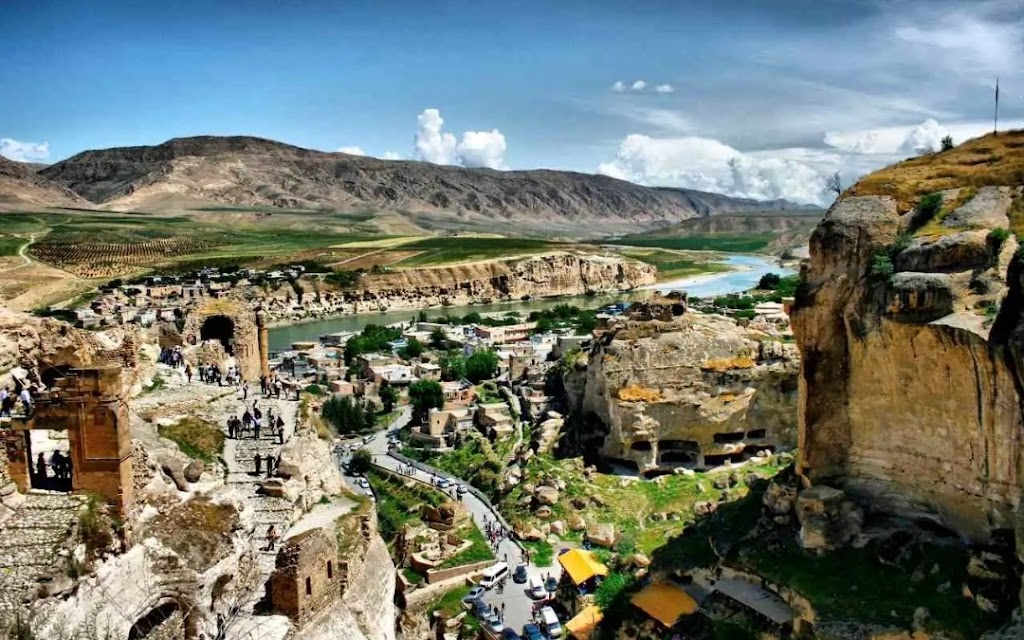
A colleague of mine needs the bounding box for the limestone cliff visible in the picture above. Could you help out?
[252,252,656,324]
[792,131,1024,542]
[580,309,798,473]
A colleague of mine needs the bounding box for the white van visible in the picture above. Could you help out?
[479,562,509,589]
[540,606,563,638]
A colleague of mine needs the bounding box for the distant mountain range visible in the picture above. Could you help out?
[3,136,809,236]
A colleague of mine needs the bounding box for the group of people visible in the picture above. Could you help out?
[483,517,511,551]
[253,452,279,478]
[226,401,286,443]
[33,450,72,485]
[158,346,185,368]
[0,386,33,418]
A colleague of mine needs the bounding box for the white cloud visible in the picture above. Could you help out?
[413,109,507,169]
[456,130,506,169]
[337,145,366,156]
[0,138,50,163]
[415,108,458,165]
[611,81,626,92]
[382,151,403,160]
[631,80,647,91]
[654,84,675,94]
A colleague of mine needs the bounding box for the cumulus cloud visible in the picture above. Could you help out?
[337,145,366,156]
[415,108,459,165]
[413,109,507,169]
[382,151,403,160]
[0,138,50,163]
[631,80,647,91]
[611,81,627,92]
[654,84,675,94]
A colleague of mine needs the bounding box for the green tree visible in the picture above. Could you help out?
[461,311,483,324]
[323,396,367,434]
[399,337,425,360]
[417,310,428,322]
[344,324,403,365]
[350,449,372,474]
[941,135,955,151]
[379,384,399,413]
[408,379,444,420]
[440,352,467,381]
[757,272,782,290]
[430,327,447,349]
[363,401,377,432]
[465,349,499,383]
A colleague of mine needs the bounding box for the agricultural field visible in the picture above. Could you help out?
[609,233,779,253]
[393,236,575,266]
[615,247,731,280]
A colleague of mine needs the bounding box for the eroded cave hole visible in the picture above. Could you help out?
[200,314,235,355]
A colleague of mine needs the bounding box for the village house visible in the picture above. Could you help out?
[476,402,514,440]
[413,362,441,380]
[356,353,398,378]
[441,379,476,406]
[412,406,476,448]
[473,322,537,345]
[369,364,416,386]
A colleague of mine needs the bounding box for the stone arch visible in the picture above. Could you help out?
[200,315,235,354]
[181,300,268,381]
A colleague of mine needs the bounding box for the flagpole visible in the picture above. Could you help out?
[994,77,999,135]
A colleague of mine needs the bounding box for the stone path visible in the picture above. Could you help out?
[0,491,86,619]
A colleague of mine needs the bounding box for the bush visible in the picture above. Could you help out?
[909,192,944,230]
[322,396,376,435]
[409,379,444,419]
[350,449,372,474]
[941,135,954,151]
[870,253,894,279]
[594,572,634,610]
[465,350,499,383]
[989,227,1011,249]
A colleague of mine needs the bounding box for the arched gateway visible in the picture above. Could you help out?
[181,300,269,381]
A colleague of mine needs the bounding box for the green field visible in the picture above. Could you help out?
[617,248,731,279]
[609,233,777,253]
[0,235,27,256]
[394,236,570,266]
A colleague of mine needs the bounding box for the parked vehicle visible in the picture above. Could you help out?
[357,478,369,488]
[540,607,562,639]
[544,575,558,592]
[513,564,528,584]
[527,576,547,599]
[437,477,451,489]
[522,624,545,640]
[483,613,504,635]
[501,629,522,640]
[472,599,491,619]
[480,562,510,589]
[462,586,486,605]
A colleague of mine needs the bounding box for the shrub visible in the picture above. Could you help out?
[941,135,955,151]
[909,192,944,230]
[322,396,376,435]
[989,227,1011,249]
[594,572,634,610]
[350,449,372,474]
[465,349,499,383]
[409,379,444,419]
[869,253,894,279]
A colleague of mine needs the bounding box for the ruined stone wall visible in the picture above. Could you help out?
[269,527,344,626]
[180,299,263,381]
[582,314,798,473]
[792,193,1024,542]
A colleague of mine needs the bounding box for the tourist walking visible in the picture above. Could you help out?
[185,364,192,384]
[19,387,32,417]
[266,524,278,551]
[254,453,262,475]
[253,416,261,440]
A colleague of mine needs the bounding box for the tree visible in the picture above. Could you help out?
[465,349,499,383]
[416,310,428,323]
[941,135,955,151]
[363,401,377,432]
[350,449,372,474]
[399,337,425,360]
[826,171,842,198]
[757,272,782,290]
[380,384,399,413]
[430,327,447,349]
[322,395,377,435]
[408,379,444,420]
[440,352,467,381]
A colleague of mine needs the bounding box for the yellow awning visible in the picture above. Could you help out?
[557,549,609,586]
[630,582,698,628]
[565,605,603,640]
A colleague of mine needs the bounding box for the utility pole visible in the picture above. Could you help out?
[994,77,1000,135]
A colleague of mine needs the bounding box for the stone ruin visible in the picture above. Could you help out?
[180,300,269,381]
[4,366,134,517]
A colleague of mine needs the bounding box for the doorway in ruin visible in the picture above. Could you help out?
[26,429,73,493]
[200,315,235,355]
[128,601,183,640]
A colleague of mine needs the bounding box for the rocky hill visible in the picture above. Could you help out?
[0,156,87,209]
[792,130,1024,543]
[35,136,796,235]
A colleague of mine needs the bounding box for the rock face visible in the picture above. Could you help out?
[792,184,1024,542]
[337,253,657,311]
[35,135,798,236]
[581,312,798,473]
[796,485,864,551]
[0,156,87,210]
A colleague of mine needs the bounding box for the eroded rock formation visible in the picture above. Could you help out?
[580,310,799,474]
[793,184,1024,542]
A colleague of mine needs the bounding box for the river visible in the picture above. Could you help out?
[268,253,789,351]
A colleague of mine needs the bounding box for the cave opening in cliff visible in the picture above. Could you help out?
[200,315,235,355]
[660,450,699,465]
[128,601,182,640]
[702,453,733,467]
[746,428,767,439]
[630,440,653,452]
[712,431,746,444]
[39,364,72,389]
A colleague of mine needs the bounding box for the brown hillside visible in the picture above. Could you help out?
[845,129,1024,212]
[0,156,88,210]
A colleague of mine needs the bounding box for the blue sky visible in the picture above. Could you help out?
[1,0,1022,204]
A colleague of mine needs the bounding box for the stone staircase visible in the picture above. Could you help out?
[0,492,86,619]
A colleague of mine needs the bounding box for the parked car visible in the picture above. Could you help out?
[437,478,451,489]
[362,434,374,443]
[472,599,491,619]
[544,575,558,592]
[527,576,547,599]
[357,478,369,488]
[513,564,528,584]
[501,629,522,640]
[483,613,504,635]
[462,586,486,605]
[540,607,562,639]
[522,624,546,640]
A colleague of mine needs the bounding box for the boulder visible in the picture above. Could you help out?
[763,480,797,516]
[535,506,553,519]
[517,526,544,542]
[534,486,560,506]
[796,485,863,551]
[587,522,616,548]
[550,520,565,536]
[633,553,651,568]
[183,460,204,483]
[158,455,188,492]
[568,514,587,532]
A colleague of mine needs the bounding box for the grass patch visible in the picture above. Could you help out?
[436,522,495,569]
[428,584,478,632]
[523,540,554,567]
[609,234,776,253]
[394,236,567,266]
[402,567,425,585]
[157,417,225,463]
[616,248,731,279]
[0,235,27,256]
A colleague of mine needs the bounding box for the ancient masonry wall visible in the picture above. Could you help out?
[181,300,268,381]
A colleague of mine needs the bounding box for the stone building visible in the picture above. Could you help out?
[181,299,269,380]
[267,526,346,626]
[5,366,135,516]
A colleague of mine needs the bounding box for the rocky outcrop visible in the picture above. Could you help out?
[792,182,1024,542]
[581,312,798,473]
[0,156,87,210]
